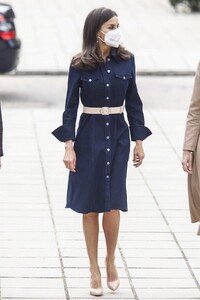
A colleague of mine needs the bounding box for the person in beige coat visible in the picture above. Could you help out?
[182,61,200,235]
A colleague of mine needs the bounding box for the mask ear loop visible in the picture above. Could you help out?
[97,36,105,43]
[97,31,106,44]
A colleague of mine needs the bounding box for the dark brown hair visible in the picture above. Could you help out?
[72,7,131,70]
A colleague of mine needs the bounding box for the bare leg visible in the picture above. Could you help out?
[82,213,102,292]
[102,210,120,285]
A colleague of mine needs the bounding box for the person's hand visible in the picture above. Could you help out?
[63,140,76,172]
[133,141,145,168]
[182,150,193,174]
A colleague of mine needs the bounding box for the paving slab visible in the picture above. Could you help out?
[0,267,63,278]
[136,288,200,299]
[2,288,66,298]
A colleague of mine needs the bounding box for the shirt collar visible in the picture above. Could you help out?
[108,47,118,60]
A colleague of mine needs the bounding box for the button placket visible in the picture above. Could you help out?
[104,59,111,105]
[103,59,111,210]
[104,114,111,210]
[105,115,111,172]
[105,83,110,102]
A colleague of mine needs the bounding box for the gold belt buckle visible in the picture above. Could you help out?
[100,107,110,115]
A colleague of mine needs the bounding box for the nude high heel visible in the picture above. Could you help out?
[90,287,103,297]
[90,268,103,297]
[105,259,120,291]
[107,278,120,291]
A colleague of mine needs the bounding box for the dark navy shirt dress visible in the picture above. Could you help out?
[52,49,152,214]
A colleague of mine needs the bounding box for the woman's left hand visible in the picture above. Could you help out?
[133,141,145,168]
[182,150,193,174]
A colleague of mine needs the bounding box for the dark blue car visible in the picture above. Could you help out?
[0,3,21,73]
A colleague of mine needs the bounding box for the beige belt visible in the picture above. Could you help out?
[83,105,124,115]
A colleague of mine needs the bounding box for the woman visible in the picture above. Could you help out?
[52,7,151,296]
[182,61,200,236]
[0,104,3,168]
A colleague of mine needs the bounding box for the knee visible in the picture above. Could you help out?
[104,210,120,217]
[83,212,99,220]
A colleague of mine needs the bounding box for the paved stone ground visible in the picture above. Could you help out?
[0,99,200,299]
[5,0,200,73]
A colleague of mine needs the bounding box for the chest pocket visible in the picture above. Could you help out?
[115,73,132,80]
[114,73,132,91]
[81,76,100,83]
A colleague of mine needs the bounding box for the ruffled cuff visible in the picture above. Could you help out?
[129,124,152,141]
[51,125,75,142]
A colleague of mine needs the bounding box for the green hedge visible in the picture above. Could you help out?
[169,0,200,11]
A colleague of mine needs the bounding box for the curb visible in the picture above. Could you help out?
[2,70,196,76]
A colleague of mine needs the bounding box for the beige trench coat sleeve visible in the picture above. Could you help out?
[183,62,200,151]
[183,62,200,235]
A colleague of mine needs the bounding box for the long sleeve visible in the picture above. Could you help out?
[125,56,152,141]
[183,62,200,151]
[0,104,3,157]
[52,64,80,142]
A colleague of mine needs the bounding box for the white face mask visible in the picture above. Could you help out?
[99,28,121,48]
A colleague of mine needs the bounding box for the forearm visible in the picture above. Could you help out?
[183,70,200,151]
[136,140,142,145]
[65,140,73,149]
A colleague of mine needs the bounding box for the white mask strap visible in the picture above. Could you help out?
[100,30,106,35]
[97,35,105,43]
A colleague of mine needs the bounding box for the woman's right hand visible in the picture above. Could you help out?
[63,140,76,172]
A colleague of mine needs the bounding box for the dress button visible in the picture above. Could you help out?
[106,122,109,126]
[123,76,126,80]
[106,97,109,100]
[107,148,110,152]
[107,162,110,165]
[106,83,110,87]
[106,136,110,140]
[107,58,110,62]
[107,69,111,73]
[106,175,110,179]
[89,78,92,82]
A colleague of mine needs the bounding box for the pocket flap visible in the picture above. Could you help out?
[115,73,132,80]
[81,76,100,82]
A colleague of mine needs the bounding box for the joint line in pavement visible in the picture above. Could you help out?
[118,245,139,300]
[32,111,70,300]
